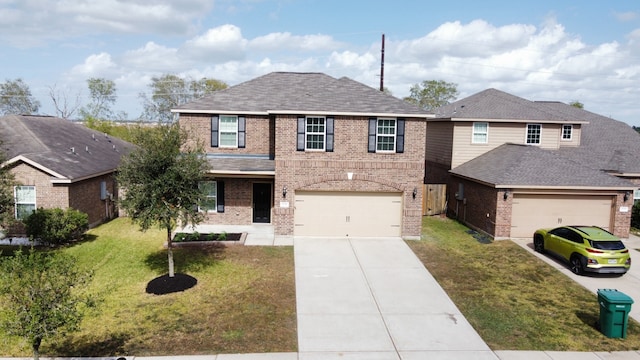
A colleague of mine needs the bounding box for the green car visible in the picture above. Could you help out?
[533,226,631,275]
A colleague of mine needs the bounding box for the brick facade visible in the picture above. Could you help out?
[448,175,634,239]
[272,115,425,238]
[9,162,119,233]
[184,113,426,239]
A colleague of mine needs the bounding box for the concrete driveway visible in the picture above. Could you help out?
[294,237,495,359]
[512,234,640,322]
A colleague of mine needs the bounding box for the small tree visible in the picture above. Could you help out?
[0,248,92,359]
[0,78,41,115]
[569,100,584,109]
[0,142,15,230]
[117,123,210,277]
[403,79,459,111]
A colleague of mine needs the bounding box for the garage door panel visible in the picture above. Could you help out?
[511,194,613,238]
[295,191,402,237]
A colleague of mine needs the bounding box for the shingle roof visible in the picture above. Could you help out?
[206,154,274,174]
[433,88,584,123]
[0,115,135,182]
[451,143,634,188]
[173,72,428,117]
[536,102,640,174]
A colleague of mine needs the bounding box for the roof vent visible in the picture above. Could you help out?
[112,144,117,151]
[85,146,89,153]
[70,147,76,154]
[92,133,96,141]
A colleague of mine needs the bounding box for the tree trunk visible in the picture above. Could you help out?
[167,226,175,278]
[32,337,41,360]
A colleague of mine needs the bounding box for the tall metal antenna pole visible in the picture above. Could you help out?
[380,33,385,91]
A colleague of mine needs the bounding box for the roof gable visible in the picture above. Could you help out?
[173,72,428,117]
[0,115,135,181]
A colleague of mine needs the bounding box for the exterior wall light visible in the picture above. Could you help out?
[282,186,287,198]
[503,190,509,201]
[412,187,417,199]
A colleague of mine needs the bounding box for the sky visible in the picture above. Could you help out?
[1,0,639,126]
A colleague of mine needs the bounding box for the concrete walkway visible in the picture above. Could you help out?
[294,237,494,359]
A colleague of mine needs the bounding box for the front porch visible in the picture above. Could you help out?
[175,223,293,246]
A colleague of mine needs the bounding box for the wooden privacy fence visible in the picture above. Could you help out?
[423,184,447,216]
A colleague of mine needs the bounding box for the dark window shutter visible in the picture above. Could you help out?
[326,116,334,152]
[211,116,219,148]
[396,118,405,153]
[297,116,306,151]
[368,118,377,153]
[216,181,225,213]
[238,116,246,148]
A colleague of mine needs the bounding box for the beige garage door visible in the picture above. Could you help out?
[511,194,613,238]
[294,191,403,237]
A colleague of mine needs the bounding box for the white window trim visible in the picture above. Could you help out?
[198,181,217,213]
[305,116,326,151]
[561,124,573,141]
[472,122,489,144]
[376,118,396,153]
[14,185,36,220]
[219,115,238,148]
[526,124,542,145]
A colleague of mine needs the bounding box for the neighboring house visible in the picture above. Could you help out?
[0,115,135,232]
[426,89,640,239]
[173,72,428,238]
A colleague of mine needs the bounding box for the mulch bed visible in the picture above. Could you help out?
[173,232,243,242]
[145,273,198,295]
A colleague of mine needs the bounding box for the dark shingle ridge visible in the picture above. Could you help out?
[0,115,135,181]
[434,88,578,122]
[451,143,633,188]
[174,72,428,116]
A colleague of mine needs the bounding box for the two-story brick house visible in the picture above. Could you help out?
[174,72,429,238]
[0,115,135,232]
[426,89,639,239]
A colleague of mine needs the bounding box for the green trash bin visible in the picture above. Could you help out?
[598,289,634,338]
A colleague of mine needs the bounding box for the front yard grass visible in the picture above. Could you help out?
[0,218,297,357]
[408,216,640,351]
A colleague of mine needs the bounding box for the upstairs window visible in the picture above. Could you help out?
[297,116,334,152]
[219,115,238,147]
[305,117,326,150]
[376,119,396,152]
[472,122,488,144]
[634,189,640,201]
[526,124,541,145]
[368,117,405,153]
[562,124,573,140]
[211,115,246,149]
[15,185,35,220]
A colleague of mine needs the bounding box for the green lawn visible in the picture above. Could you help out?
[0,218,297,357]
[408,216,640,351]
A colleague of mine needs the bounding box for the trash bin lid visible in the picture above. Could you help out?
[598,289,634,304]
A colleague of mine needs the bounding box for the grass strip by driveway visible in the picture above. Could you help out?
[0,218,297,357]
[408,216,640,351]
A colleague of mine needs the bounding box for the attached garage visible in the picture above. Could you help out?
[294,191,403,237]
[510,194,614,238]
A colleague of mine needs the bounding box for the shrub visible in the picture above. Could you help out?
[217,231,227,241]
[632,200,640,230]
[23,208,89,246]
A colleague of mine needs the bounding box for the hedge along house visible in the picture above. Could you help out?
[426,89,640,239]
[173,72,429,239]
[0,115,135,233]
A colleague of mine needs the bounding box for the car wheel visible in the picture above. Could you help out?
[570,255,584,275]
[533,235,545,253]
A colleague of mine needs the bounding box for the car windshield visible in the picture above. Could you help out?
[589,240,626,250]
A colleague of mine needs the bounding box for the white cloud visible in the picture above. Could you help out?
[69,52,117,77]
[121,42,183,72]
[614,11,638,22]
[249,32,342,52]
[182,25,248,62]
